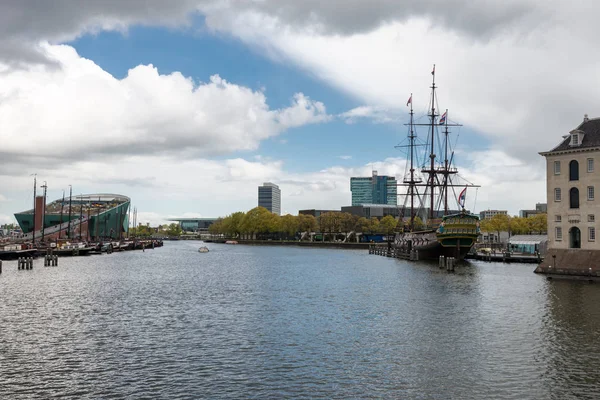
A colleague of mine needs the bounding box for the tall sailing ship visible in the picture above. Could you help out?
[395,65,480,260]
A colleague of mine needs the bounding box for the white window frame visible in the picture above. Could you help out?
[555,188,561,202]
[588,158,594,173]
[554,160,561,175]
[588,186,595,201]
[556,227,563,241]
[555,215,562,222]
[589,227,596,242]
[589,214,595,222]
[572,134,579,146]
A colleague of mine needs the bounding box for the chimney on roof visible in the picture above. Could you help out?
[584,114,589,122]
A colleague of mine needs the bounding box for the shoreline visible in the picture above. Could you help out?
[204,239,371,249]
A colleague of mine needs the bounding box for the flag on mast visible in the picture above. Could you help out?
[458,187,467,208]
[431,64,435,75]
[439,111,447,125]
[406,95,412,106]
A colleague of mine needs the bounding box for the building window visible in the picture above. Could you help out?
[569,160,579,181]
[555,188,561,202]
[589,214,595,222]
[588,158,594,173]
[589,227,596,242]
[570,187,580,209]
[555,215,562,222]
[554,161,561,175]
[588,186,595,201]
[556,227,562,240]
[572,134,579,146]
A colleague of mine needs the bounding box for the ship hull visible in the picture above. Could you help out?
[395,230,476,260]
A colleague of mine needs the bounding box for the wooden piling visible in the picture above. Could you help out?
[446,257,455,272]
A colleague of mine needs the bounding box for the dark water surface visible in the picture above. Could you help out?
[1,241,600,399]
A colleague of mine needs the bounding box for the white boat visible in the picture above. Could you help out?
[198,246,209,253]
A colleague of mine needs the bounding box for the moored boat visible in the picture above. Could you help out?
[394,66,480,260]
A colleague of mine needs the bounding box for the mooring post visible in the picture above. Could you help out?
[0,260,2,274]
[446,257,455,272]
[439,255,445,269]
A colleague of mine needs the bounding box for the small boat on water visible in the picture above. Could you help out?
[198,246,209,253]
[225,240,238,245]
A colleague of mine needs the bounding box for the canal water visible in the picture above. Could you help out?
[1,241,600,399]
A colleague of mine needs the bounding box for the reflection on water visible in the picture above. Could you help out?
[0,242,599,398]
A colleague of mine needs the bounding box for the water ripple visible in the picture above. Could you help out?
[1,243,600,398]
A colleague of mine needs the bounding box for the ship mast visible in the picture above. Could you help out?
[409,95,415,230]
[443,113,449,214]
[428,65,437,222]
[31,174,37,244]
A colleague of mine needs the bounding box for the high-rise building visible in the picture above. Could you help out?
[258,182,281,215]
[350,171,397,206]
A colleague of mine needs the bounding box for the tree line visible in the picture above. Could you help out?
[129,222,182,237]
[479,213,547,239]
[207,207,425,239]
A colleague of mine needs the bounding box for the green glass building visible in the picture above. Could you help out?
[350,171,397,206]
[15,193,130,240]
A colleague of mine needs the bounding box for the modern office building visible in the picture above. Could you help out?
[258,182,281,215]
[350,171,397,206]
[479,209,508,220]
[168,218,218,233]
[537,115,600,274]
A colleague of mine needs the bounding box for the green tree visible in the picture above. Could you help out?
[228,211,245,237]
[340,213,357,236]
[487,214,511,241]
[529,213,547,234]
[241,207,274,237]
[379,215,397,234]
[357,217,369,233]
[165,223,182,237]
[280,214,299,237]
[509,217,526,235]
[208,218,223,235]
[367,217,380,234]
[298,214,317,234]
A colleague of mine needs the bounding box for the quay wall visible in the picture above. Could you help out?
[535,248,600,278]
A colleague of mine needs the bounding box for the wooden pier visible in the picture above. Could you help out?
[369,244,419,261]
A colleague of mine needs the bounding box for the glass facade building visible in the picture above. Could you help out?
[258,182,281,215]
[350,171,397,206]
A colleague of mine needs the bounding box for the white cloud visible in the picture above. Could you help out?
[0,214,15,225]
[338,155,352,160]
[0,1,568,222]
[199,4,600,163]
[0,44,330,163]
[339,106,397,124]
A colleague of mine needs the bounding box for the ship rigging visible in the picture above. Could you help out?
[396,64,479,230]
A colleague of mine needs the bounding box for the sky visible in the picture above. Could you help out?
[1,0,598,226]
